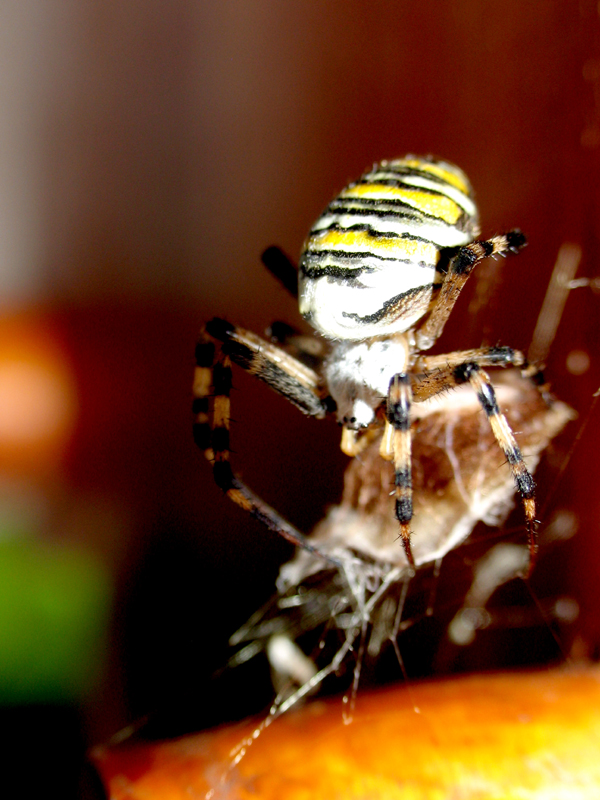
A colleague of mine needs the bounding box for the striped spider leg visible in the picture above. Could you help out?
[414,230,527,351]
[407,346,542,574]
[410,233,539,573]
[193,317,338,565]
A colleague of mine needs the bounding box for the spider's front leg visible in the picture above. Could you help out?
[378,373,415,568]
[193,318,337,563]
[411,356,538,575]
[416,230,527,351]
[456,362,537,575]
[412,346,547,402]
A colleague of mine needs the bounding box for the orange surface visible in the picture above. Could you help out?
[91,665,600,799]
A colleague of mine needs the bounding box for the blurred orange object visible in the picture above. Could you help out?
[0,313,77,473]
[91,664,600,799]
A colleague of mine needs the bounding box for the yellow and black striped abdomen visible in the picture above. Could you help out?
[298,157,480,340]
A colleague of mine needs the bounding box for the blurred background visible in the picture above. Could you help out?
[0,1,598,795]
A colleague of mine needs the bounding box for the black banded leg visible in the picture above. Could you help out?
[192,333,218,460]
[416,231,527,350]
[193,329,236,489]
[453,362,538,575]
[415,345,526,375]
[193,324,340,565]
[204,318,331,418]
[387,373,415,567]
[412,346,546,403]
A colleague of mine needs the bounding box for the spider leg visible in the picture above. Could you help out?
[261,246,299,299]
[202,317,331,417]
[436,361,537,576]
[385,373,415,567]
[193,319,339,565]
[415,230,527,351]
[412,346,546,403]
[261,244,329,370]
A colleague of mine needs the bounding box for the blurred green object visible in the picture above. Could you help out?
[0,538,111,704]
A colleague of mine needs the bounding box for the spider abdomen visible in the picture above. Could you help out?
[299,157,480,340]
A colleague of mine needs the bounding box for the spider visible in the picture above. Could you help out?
[193,156,543,573]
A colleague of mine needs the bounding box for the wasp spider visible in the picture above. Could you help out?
[194,156,544,573]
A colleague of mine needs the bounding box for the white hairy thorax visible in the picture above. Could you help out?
[324,337,410,427]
